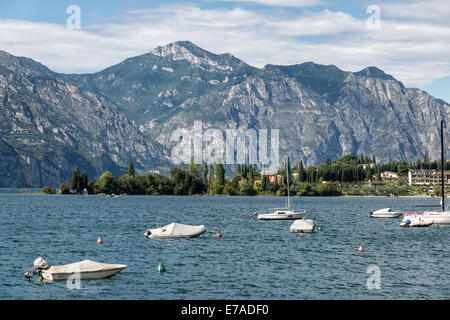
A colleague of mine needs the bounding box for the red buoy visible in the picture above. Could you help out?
[97,237,103,244]
[358,246,364,252]
[216,231,222,238]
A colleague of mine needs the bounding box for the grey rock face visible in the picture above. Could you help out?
[0,42,449,186]
[0,51,164,187]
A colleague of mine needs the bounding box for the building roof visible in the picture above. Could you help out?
[261,171,277,176]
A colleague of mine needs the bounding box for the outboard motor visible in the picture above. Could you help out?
[24,257,49,279]
[144,229,152,237]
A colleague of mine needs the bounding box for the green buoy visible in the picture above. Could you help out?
[318,226,322,231]
[157,261,165,273]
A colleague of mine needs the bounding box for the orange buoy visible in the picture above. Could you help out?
[358,246,364,252]
[97,236,103,244]
[216,231,222,238]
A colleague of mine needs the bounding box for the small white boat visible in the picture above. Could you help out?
[290,219,315,233]
[258,209,306,220]
[24,258,126,281]
[369,208,403,218]
[145,222,206,239]
[400,215,433,228]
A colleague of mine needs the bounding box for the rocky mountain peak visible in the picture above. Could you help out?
[0,50,52,76]
[150,41,244,72]
[355,66,396,81]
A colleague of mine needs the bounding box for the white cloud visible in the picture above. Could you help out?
[381,0,450,24]
[0,2,448,88]
[220,0,323,7]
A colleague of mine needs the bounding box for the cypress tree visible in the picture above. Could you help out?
[127,161,135,177]
[81,171,88,191]
[202,162,208,188]
[262,175,268,191]
[71,168,80,192]
[216,163,225,186]
[208,165,215,194]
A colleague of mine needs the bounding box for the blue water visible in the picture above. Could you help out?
[0,194,448,300]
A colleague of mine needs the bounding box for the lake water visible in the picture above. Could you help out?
[0,193,448,300]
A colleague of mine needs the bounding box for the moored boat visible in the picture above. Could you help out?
[257,159,307,221]
[145,222,207,239]
[24,258,126,281]
[290,219,315,233]
[369,208,403,218]
[400,216,433,228]
[257,209,306,220]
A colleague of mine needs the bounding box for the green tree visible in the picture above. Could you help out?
[432,185,441,196]
[70,167,80,193]
[238,178,256,196]
[81,171,88,191]
[261,175,268,191]
[41,186,56,194]
[127,161,135,177]
[59,183,70,194]
[216,163,225,186]
[202,162,209,191]
[87,181,95,195]
[208,165,215,194]
[94,171,118,194]
[397,163,409,176]
[223,184,237,195]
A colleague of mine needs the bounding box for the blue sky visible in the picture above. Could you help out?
[0,0,449,102]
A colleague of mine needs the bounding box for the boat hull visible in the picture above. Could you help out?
[257,211,306,220]
[369,212,402,218]
[41,267,126,281]
[400,220,433,228]
[149,228,206,239]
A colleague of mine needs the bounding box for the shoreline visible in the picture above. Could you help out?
[0,191,438,198]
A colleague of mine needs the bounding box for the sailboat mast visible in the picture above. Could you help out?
[441,119,445,212]
[287,158,290,210]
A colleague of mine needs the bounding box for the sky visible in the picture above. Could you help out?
[0,0,449,102]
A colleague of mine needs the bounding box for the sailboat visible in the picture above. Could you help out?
[401,120,450,226]
[257,160,306,220]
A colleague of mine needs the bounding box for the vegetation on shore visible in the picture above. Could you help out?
[44,153,450,196]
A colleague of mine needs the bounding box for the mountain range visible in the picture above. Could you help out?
[1,41,449,187]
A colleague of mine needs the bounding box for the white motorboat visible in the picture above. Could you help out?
[145,222,206,239]
[257,159,307,221]
[24,257,126,281]
[290,219,315,233]
[369,208,403,218]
